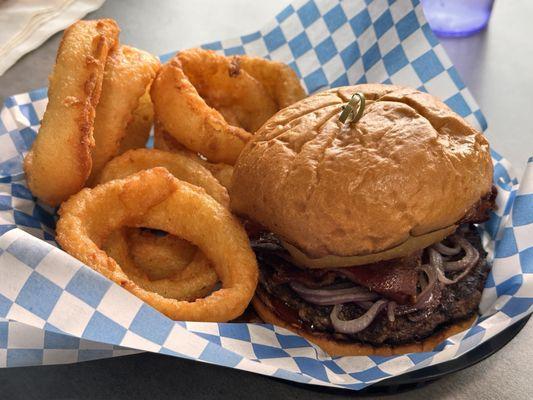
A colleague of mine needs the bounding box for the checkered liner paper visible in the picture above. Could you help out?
[0,0,531,391]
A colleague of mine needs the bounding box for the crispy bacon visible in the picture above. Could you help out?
[270,264,338,288]
[336,255,421,304]
[261,250,421,304]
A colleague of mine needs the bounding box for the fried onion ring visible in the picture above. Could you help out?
[178,48,278,133]
[88,45,160,183]
[202,161,234,192]
[117,87,153,154]
[151,48,306,164]
[57,168,258,321]
[23,19,120,206]
[153,125,234,191]
[103,228,218,301]
[56,168,177,283]
[126,228,197,280]
[96,148,229,207]
[97,148,226,301]
[234,55,306,109]
[151,51,250,164]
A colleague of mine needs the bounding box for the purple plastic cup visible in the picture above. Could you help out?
[421,0,495,37]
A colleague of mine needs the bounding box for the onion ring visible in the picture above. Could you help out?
[88,45,160,183]
[234,55,306,109]
[153,121,188,152]
[96,148,229,207]
[57,168,258,321]
[178,49,278,133]
[97,148,228,301]
[103,228,218,301]
[126,228,197,280]
[56,168,178,284]
[23,19,119,206]
[153,126,234,191]
[151,48,306,164]
[117,87,153,154]
[151,52,252,164]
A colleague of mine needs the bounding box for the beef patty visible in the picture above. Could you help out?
[253,225,490,346]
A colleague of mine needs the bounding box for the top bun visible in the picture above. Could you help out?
[230,84,493,258]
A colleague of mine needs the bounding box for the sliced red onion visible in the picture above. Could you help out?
[330,300,387,334]
[396,285,441,315]
[290,282,379,305]
[387,301,396,322]
[436,263,475,285]
[428,248,444,270]
[355,301,374,310]
[290,282,358,297]
[443,236,479,272]
[430,240,478,285]
[432,241,461,256]
[415,262,438,305]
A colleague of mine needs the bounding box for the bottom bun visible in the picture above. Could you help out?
[252,296,476,357]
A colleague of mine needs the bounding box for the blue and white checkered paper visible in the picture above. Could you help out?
[0,0,531,391]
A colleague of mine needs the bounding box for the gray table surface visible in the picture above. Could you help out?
[0,1,531,399]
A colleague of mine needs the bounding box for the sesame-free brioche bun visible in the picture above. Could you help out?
[231,84,493,258]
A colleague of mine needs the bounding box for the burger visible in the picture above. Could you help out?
[230,84,496,356]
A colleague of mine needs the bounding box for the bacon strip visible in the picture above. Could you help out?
[263,251,421,304]
[336,255,420,304]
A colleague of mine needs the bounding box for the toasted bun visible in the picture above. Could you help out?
[252,296,476,357]
[231,84,493,258]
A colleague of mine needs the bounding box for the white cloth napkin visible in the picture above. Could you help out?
[0,0,106,76]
